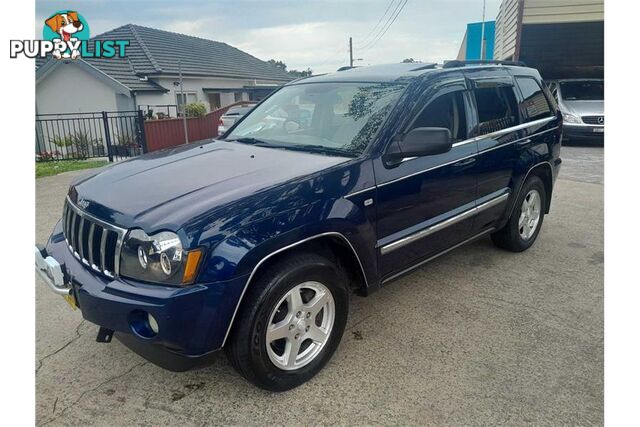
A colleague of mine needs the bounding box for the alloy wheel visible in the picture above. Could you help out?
[266,281,335,371]
[518,189,542,240]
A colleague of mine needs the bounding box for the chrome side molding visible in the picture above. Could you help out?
[379,192,509,255]
[381,227,496,284]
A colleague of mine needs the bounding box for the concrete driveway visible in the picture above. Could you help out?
[36,146,604,425]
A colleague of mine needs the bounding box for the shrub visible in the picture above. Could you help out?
[184,102,207,117]
[116,132,137,147]
[69,131,101,159]
[50,135,74,147]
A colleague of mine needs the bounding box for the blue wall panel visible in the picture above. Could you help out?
[465,21,495,60]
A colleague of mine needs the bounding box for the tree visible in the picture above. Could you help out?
[268,59,313,77]
[288,67,313,78]
[267,59,287,71]
[401,58,419,63]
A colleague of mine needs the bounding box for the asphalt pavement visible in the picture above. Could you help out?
[35,145,604,425]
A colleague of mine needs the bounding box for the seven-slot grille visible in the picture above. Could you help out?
[62,199,126,278]
[581,115,604,125]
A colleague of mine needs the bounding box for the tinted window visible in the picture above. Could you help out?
[559,81,603,101]
[411,91,467,142]
[473,86,518,135]
[516,77,553,121]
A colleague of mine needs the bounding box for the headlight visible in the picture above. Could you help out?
[562,112,582,124]
[120,230,202,285]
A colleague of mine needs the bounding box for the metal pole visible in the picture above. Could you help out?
[179,59,189,144]
[480,0,486,60]
[349,37,353,68]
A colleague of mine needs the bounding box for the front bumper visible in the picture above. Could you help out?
[38,220,248,369]
[563,123,604,140]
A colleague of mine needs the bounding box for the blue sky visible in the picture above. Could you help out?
[36,0,500,73]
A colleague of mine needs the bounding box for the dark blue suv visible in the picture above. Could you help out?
[36,61,562,391]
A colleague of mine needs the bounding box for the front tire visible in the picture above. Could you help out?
[491,176,546,252]
[225,252,349,391]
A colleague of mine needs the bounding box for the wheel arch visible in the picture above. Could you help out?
[221,232,368,347]
[507,161,554,220]
[526,162,554,213]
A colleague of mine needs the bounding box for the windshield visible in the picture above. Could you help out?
[226,82,406,156]
[559,81,604,101]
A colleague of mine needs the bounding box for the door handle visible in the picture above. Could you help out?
[453,157,476,167]
[516,138,532,146]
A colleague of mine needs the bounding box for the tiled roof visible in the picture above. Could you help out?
[37,23,292,92]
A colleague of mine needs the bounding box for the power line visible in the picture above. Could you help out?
[357,0,403,50]
[355,0,398,49]
[359,0,409,52]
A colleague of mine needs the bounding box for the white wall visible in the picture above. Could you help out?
[36,62,134,114]
[523,0,604,24]
[494,0,520,60]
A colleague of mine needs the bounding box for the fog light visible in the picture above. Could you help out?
[147,313,159,334]
[128,310,158,339]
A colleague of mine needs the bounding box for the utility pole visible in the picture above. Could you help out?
[480,0,486,60]
[349,36,353,68]
[179,59,189,144]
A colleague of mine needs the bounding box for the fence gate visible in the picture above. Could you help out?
[35,110,147,162]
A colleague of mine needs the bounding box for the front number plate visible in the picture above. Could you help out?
[63,293,78,310]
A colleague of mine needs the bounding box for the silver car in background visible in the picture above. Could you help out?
[217,104,256,135]
[547,79,604,142]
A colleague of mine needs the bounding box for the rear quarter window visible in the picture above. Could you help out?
[515,77,553,122]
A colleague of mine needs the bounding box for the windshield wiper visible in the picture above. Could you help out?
[226,137,272,145]
[280,144,357,157]
[227,138,356,157]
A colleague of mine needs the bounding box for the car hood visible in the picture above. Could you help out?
[560,99,604,116]
[70,140,349,231]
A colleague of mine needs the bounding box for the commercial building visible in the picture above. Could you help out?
[494,0,604,79]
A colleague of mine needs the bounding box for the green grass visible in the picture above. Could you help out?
[36,160,109,178]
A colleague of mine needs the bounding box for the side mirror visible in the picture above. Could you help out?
[384,127,453,165]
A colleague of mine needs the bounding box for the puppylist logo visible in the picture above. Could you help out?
[10,10,128,60]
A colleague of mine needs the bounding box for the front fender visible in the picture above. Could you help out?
[197,196,378,288]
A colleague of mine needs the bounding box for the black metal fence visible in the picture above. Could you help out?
[35,110,147,162]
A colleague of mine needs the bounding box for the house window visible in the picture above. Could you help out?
[176,91,197,113]
[208,93,221,110]
[234,92,244,102]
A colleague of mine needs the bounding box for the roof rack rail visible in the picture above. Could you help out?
[442,60,527,69]
[337,66,361,71]
[410,63,437,71]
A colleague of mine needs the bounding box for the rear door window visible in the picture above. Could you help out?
[472,84,519,135]
[515,77,553,122]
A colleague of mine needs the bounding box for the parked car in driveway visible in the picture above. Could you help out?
[217,104,256,135]
[36,61,562,391]
[547,79,603,142]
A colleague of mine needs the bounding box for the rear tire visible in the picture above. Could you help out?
[491,176,546,252]
[225,252,349,391]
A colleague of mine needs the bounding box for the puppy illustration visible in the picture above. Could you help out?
[45,11,83,59]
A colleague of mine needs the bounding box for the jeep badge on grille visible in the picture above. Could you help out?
[77,199,90,209]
